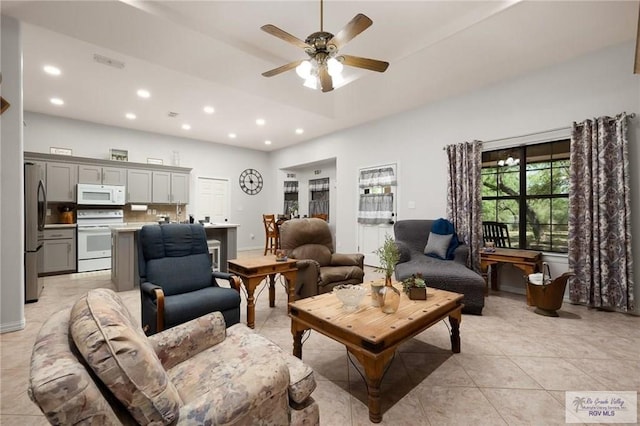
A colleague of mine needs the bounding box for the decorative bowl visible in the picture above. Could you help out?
[333,285,367,311]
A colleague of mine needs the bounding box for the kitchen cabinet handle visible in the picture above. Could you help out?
[48,233,64,238]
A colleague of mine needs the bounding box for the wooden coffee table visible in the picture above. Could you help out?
[289,284,464,423]
[228,255,297,328]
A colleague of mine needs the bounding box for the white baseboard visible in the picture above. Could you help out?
[0,318,25,334]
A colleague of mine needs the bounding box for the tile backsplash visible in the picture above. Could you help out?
[45,203,187,224]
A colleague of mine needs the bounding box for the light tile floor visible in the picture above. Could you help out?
[1,251,639,425]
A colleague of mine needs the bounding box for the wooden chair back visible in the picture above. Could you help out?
[262,214,279,255]
[482,221,511,248]
[311,213,328,221]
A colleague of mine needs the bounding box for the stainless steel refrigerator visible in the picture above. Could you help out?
[24,162,47,302]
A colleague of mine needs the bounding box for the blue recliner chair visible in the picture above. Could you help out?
[138,224,242,335]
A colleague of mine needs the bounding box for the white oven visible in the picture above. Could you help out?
[77,209,124,272]
[77,184,126,206]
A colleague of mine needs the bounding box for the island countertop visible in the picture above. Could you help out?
[111,222,240,232]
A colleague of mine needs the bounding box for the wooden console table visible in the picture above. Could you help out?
[227,256,297,329]
[480,248,542,305]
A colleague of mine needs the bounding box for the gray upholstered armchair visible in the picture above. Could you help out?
[138,224,242,335]
[279,218,364,299]
[29,289,319,425]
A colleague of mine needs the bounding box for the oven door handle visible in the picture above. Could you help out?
[77,226,111,232]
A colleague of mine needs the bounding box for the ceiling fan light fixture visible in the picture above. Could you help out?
[327,57,343,77]
[296,60,313,79]
[304,76,318,90]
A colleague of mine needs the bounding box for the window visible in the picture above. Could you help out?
[309,178,329,220]
[481,140,569,253]
[283,180,298,216]
[358,165,396,225]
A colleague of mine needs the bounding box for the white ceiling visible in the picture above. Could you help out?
[2,1,638,152]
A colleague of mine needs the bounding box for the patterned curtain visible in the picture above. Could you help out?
[568,113,634,312]
[445,141,483,271]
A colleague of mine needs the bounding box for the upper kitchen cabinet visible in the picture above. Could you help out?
[152,172,189,204]
[171,173,190,204]
[46,162,78,202]
[127,169,152,203]
[78,165,126,186]
[152,171,171,203]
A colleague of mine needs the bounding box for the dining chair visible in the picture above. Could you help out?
[263,214,279,255]
[482,221,511,248]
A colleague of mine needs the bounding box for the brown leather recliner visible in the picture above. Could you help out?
[279,218,365,299]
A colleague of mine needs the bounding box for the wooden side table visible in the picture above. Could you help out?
[227,256,297,328]
[480,248,542,305]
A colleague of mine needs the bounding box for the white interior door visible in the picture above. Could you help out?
[357,163,398,267]
[196,177,229,224]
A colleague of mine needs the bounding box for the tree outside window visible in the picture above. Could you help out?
[481,140,569,253]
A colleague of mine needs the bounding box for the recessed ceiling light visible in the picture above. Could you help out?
[137,89,150,98]
[264,140,272,145]
[50,98,64,106]
[228,133,237,139]
[256,118,266,126]
[125,113,136,120]
[182,124,191,130]
[295,128,304,134]
[203,106,215,114]
[43,65,61,76]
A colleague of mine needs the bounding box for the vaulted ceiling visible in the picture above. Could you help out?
[2,1,638,151]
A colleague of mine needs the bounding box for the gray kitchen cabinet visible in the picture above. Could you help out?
[126,169,152,203]
[111,229,136,291]
[46,162,78,202]
[78,165,126,185]
[152,172,189,204]
[171,172,190,204]
[40,228,76,274]
[152,171,171,203]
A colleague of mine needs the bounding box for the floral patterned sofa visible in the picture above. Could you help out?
[28,289,319,425]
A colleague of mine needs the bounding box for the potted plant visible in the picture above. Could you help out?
[401,273,427,300]
[374,235,401,313]
[375,234,400,285]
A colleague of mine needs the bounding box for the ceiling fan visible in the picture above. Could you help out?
[260,0,389,93]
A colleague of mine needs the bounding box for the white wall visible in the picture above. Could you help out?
[23,112,271,250]
[1,16,26,332]
[269,42,640,313]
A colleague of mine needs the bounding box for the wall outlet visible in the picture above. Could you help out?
[46,208,51,216]
[147,209,152,214]
[408,201,416,209]
[152,209,157,215]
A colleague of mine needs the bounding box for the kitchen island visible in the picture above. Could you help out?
[110,222,239,291]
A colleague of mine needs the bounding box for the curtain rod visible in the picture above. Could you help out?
[442,112,636,150]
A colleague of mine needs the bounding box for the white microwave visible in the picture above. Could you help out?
[77,184,126,206]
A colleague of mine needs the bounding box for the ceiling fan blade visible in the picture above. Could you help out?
[329,14,373,50]
[319,67,334,93]
[342,55,389,73]
[262,60,304,77]
[261,24,310,49]
[635,7,639,74]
